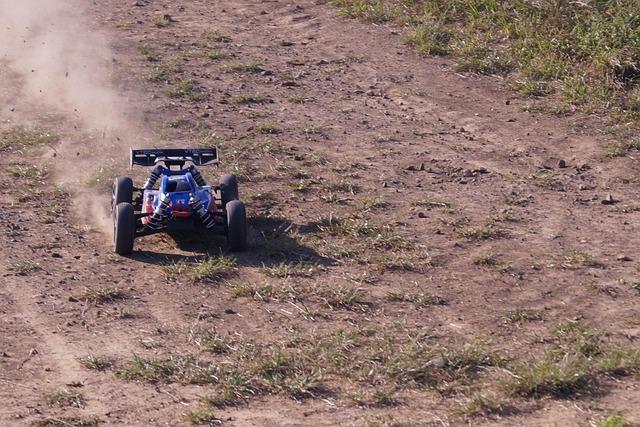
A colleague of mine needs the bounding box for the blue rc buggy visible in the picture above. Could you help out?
[112,148,247,255]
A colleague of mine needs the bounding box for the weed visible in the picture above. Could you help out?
[505,309,543,323]
[206,49,224,60]
[46,389,86,408]
[139,46,160,62]
[0,127,58,150]
[254,123,280,134]
[203,30,231,43]
[32,417,101,427]
[459,394,516,418]
[320,286,373,311]
[412,198,452,209]
[263,261,322,278]
[168,79,206,101]
[386,291,446,308]
[12,260,41,275]
[185,409,221,425]
[76,287,126,304]
[153,14,174,28]
[223,94,267,105]
[163,256,237,284]
[606,139,640,157]
[600,415,635,427]
[80,355,113,371]
[225,61,263,73]
[509,355,594,397]
[561,249,603,269]
[287,94,315,104]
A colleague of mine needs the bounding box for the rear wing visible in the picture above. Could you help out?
[130,148,219,167]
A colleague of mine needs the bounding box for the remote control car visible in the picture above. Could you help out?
[112,148,247,255]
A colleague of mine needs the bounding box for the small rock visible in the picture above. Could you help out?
[505,100,511,105]
[260,70,273,76]
[382,181,388,188]
[558,159,567,168]
[617,255,632,262]
[418,212,427,218]
[406,165,417,171]
[224,308,236,315]
[52,253,62,258]
[602,194,616,205]
[419,162,425,171]
[201,112,210,118]
[68,296,79,302]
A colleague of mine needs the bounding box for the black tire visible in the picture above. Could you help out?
[113,176,134,212]
[114,202,136,255]
[219,174,239,208]
[226,200,247,252]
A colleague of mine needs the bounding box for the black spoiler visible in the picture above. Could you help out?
[130,148,219,167]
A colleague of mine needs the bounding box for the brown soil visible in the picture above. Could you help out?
[2,1,640,426]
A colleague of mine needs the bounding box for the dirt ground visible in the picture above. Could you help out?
[1,1,640,426]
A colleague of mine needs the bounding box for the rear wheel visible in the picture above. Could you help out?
[219,174,239,208]
[113,176,133,212]
[226,200,247,252]
[114,202,135,255]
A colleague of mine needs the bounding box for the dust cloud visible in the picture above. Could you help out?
[0,0,148,236]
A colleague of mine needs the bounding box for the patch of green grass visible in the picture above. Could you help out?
[254,123,280,134]
[223,94,268,105]
[326,179,358,194]
[287,94,315,104]
[76,287,126,304]
[509,355,594,397]
[203,30,231,43]
[332,0,393,23]
[405,21,454,56]
[320,286,372,311]
[561,249,603,269]
[11,164,47,184]
[225,61,263,73]
[12,260,41,275]
[33,417,101,427]
[332,0,640,126]
[0,127,58,150]
[46,389,86,408]
[80,355,113,371]
[600,415,635,427]
[148,60,184,82]
[412,197,452,209]
[458,394,516,418]
[531,170,562,190]
[206,49,224,60]
[163,256,237,284]
[505,308,543,323]
[606,139,640,157]
[139,46,160,62]
[168,79,206,101]
[262,261,322,278]
[153,14,174,28]
[386,291,446,308]
[186,409,221,425]
[473,252,503,268]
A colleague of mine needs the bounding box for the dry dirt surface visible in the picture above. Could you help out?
[2,1,640,426]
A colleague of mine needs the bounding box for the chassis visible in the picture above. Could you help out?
[112,148,247,255]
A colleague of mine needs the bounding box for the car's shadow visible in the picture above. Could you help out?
[129,215,335,269]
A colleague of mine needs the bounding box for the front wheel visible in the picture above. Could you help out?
[114,202,136,255]
[226,200,247,252]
